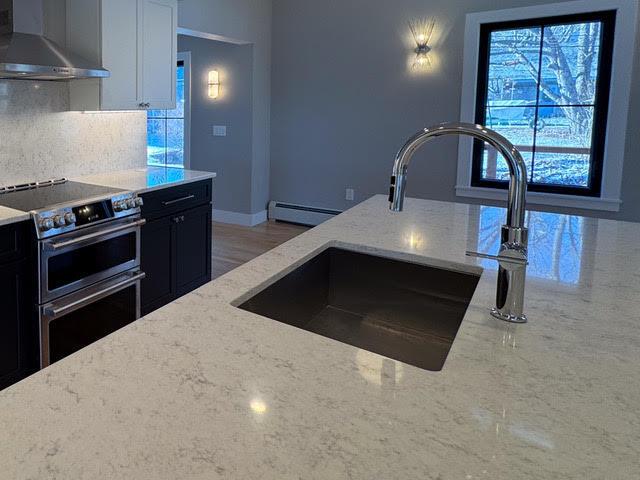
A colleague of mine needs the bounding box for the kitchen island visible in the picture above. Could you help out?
[0,195,638,479]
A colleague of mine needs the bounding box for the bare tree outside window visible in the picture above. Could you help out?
[473,12,615,195]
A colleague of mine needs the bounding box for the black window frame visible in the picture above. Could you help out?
[472,10,616,197]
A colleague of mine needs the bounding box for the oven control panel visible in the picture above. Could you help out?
[34,193,143,239]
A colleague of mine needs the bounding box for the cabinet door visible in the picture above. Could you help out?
[141,216,174,315]
[0,261,33,390]
[101,0,141,110]
[174,205,212,296]
[140,0,177,110]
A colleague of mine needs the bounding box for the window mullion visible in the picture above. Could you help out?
[529,26,546,184]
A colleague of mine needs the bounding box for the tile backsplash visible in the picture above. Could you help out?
[0,80,147,187]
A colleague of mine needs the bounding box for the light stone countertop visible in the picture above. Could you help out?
[0,206,30,227]
[1,195,639,479]
[74,166,217,194]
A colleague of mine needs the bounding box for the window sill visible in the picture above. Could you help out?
[455,185,621,212]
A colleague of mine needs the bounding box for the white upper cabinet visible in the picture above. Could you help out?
[101,0,140,110]
[141,0,177,110]
[67,0,177,111]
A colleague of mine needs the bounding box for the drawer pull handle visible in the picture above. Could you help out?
[162,194,195,207]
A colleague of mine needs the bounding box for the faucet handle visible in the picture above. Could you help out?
[466,249,528,267]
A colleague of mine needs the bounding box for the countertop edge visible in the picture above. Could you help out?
[0,208,30,227]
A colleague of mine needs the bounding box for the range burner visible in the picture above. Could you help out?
[0,178,143,239]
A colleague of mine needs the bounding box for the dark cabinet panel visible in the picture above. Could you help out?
[175,204,212,295]
[0,221,29,265]
[0,262,24,379]
[140,180,212,316]
[0,258,36,390]
[141,216,174,316]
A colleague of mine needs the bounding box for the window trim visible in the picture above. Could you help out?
[146,52,191,169]
[456,0,639,212]
[179,51,192,170]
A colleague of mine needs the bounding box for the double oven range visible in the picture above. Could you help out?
[0,179,146,368]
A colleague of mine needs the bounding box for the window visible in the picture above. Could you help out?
[457,1,638,212]
[473,11,615,197]
[147,57,190,168]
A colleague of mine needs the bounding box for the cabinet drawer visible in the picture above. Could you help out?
[0,221,30,265]
[141,180,212,220]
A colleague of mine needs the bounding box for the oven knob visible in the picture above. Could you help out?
[64,212,77,225]
[39,218,55,231]
[113,200,125,212]
[126,198,137,209]
[134,197,144,207]
[53,215,66,228]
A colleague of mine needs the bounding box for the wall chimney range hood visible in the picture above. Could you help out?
[0,0,109,80]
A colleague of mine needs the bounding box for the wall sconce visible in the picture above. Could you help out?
[208,70,220,99]
[408,18,436,70]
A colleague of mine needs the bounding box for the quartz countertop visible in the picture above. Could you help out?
[1,195,639,479]
[74,167,216,194]
[0,206,30,227]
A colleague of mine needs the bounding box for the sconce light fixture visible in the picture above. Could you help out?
[408,18,436,70]
[208,70,220,99]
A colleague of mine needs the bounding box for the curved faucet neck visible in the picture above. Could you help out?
[391,122,528,229]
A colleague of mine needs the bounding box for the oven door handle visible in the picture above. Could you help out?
[43,271,146,319]
[45,219,147,251]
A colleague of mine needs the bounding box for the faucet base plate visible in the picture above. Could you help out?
[491,308,527,324]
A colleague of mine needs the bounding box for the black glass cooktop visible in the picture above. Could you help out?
[0,181,124,212]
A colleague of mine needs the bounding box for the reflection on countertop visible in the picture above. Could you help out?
[472,205,586,286]
[74,166,217,194]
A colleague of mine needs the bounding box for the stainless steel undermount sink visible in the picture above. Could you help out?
[239,248,480,371]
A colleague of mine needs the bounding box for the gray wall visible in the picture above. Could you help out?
[270,0,640,222]
[179,0,272,215]
[178,35,253,213]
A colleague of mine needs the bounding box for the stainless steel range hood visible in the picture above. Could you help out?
[0,0,109,80]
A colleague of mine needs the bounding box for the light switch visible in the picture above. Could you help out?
[213,125,227,137]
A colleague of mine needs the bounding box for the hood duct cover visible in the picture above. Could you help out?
[0,2,109,80]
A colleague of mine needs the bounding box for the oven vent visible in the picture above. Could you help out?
[268,201,341,226]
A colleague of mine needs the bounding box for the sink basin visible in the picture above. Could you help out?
[239,248,480,371]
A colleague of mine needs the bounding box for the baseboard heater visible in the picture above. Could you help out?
[268,201,342,226]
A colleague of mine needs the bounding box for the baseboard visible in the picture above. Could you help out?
[212,209,268,227]
[268,200,341,226]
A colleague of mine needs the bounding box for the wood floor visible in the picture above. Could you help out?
[211,221,309,279]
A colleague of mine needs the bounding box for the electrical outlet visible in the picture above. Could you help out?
[213,125,227,137]
[345,188,355,201]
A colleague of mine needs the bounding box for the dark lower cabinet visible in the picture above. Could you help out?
[175,204,212,296]
[0,222,36,391]
[140,180,212,315]
[141,215,174,314]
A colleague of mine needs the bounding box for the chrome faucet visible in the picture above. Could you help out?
[389,122,529,323]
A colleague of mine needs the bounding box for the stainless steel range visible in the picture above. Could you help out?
[0,179,146,368]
